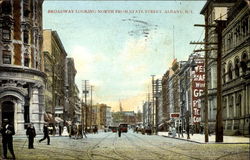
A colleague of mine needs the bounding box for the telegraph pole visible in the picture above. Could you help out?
[215,20,226,143]
[151,75,155,133]
[155,79,159,134]
[90,85,93,132]
[83,80,89,132]
[192,19,225,142]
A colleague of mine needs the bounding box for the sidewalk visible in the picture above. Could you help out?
[158,132,250,144]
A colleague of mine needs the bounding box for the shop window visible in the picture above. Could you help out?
[2,51,11,64]
[234,58,240,77]
[2,28,11,41]
[23,30,29,44]
[228,63,233,80]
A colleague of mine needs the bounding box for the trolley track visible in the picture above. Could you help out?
[130,132,202,160]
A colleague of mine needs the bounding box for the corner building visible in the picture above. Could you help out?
[0,0,45,134]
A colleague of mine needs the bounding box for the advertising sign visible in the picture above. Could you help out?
[192,58,205,124]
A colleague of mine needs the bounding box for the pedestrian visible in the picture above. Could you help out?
[26,123,36,149]
[0,119,16,159]
[59,125,62,136]
[39,123,50,145]
[118,126,121,137]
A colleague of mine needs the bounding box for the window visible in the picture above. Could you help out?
[2,28,11,41]
[228,63,233,80]
[2,51,11,64]
[235,58,240,77]
[242,17,248,36]
[23,30,29,44]
[241,52,248,73]
[23,0,30,17]
[24,52,29,67]
[2,0,12,14]
[222,64,226,84]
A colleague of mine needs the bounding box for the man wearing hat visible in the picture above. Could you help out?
[38,122,50,145]
[0,119,16,159]
[26,123,36,149]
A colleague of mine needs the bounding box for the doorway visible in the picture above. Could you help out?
[1,101,15,126]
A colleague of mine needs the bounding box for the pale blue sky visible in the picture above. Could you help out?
[43,1,206,111]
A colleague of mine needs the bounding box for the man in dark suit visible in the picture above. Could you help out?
[0,119,16,159]
[26,123,36,149]
[39,123,50,145]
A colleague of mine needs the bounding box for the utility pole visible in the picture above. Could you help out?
[151,75,155,133]
[215,20,226,143]
[155,79,159,135]
[82,80,89,132]
[155,79,161,135]
[147,87,150,128]
[90,85,93,132]
[192,19,225,142]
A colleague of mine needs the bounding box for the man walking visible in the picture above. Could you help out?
[0,119,16,159]
[26,123,36,149]
[39,123,50,145]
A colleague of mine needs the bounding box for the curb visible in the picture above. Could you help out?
[161,135,250,144]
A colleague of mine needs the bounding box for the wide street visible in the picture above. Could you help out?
[2,130,249,160]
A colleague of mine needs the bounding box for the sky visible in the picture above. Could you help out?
[43,0,206,112]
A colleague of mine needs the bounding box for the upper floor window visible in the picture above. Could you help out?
[23,0,30,17]
[241,52,248,73]
[234,58,240,77]
[2,0,12,15]
[23,30,29,44]
[228,63,233,80]
[222,64,226,84]
[24,53,29,67]
[2,50,11,64]
[2,28,11,41]
[242,16,249,36]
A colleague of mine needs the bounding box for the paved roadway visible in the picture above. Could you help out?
[2,130,249,160]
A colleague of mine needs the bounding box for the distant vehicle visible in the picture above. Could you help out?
[119,123,128,133]
[109,126,118,132]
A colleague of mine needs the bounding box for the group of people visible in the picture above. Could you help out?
[0,119,50,159]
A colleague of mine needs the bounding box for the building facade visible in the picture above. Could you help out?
[221,0,250,135]
[200,0,237,134]
[43,29,67,122]
[0,0,45,134]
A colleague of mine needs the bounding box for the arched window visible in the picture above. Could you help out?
[2,0,12,15]
[234,57,240,77]
[240,52,248,74]
[228,62,233,80]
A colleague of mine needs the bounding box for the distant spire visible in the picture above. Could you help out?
[119,100,123,112]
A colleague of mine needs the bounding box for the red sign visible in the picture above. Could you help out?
[192,58,205,124]
[170,113,179,118]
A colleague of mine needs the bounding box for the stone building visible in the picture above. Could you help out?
[0,0,45,134]
[200,0,249,135]
[200,0,236,134]
[66,58,80,123]
[42,29,67,123]
[221,0,250,135]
